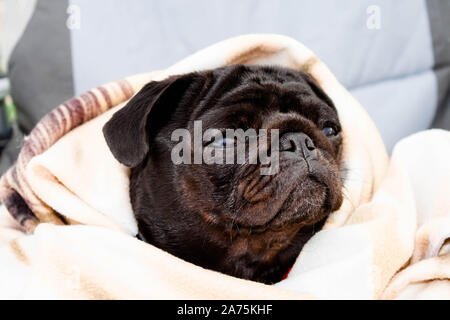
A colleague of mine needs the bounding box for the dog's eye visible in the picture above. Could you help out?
[210,137,235,148]
[322,125,340,137]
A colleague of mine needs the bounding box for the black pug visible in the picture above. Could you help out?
[103,65,343,284]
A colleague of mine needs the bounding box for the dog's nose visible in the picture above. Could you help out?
[280,132,317,159]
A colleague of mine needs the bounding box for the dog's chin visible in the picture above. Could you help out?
[233,172,338,231]
[270,176,329,227]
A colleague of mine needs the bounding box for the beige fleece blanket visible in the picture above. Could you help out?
[0,34,449,299]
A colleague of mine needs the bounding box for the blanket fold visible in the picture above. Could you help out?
[0,34,448,299]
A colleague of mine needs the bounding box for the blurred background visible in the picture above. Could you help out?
[0,0,449,175]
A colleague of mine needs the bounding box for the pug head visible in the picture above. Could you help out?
[103,65,344,284]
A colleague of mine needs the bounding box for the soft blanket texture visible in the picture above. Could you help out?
[0,34,449,299]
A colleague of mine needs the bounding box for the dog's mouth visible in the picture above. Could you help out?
[272,175,329,227]
[231,163,340,230]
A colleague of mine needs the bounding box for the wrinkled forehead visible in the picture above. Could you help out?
[194,70,339,130]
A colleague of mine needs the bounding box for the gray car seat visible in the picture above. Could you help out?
[2,0,450,175]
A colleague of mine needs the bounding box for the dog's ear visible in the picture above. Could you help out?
[103,74,197,167]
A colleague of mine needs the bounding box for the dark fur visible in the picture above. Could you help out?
[103,65,343,284]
